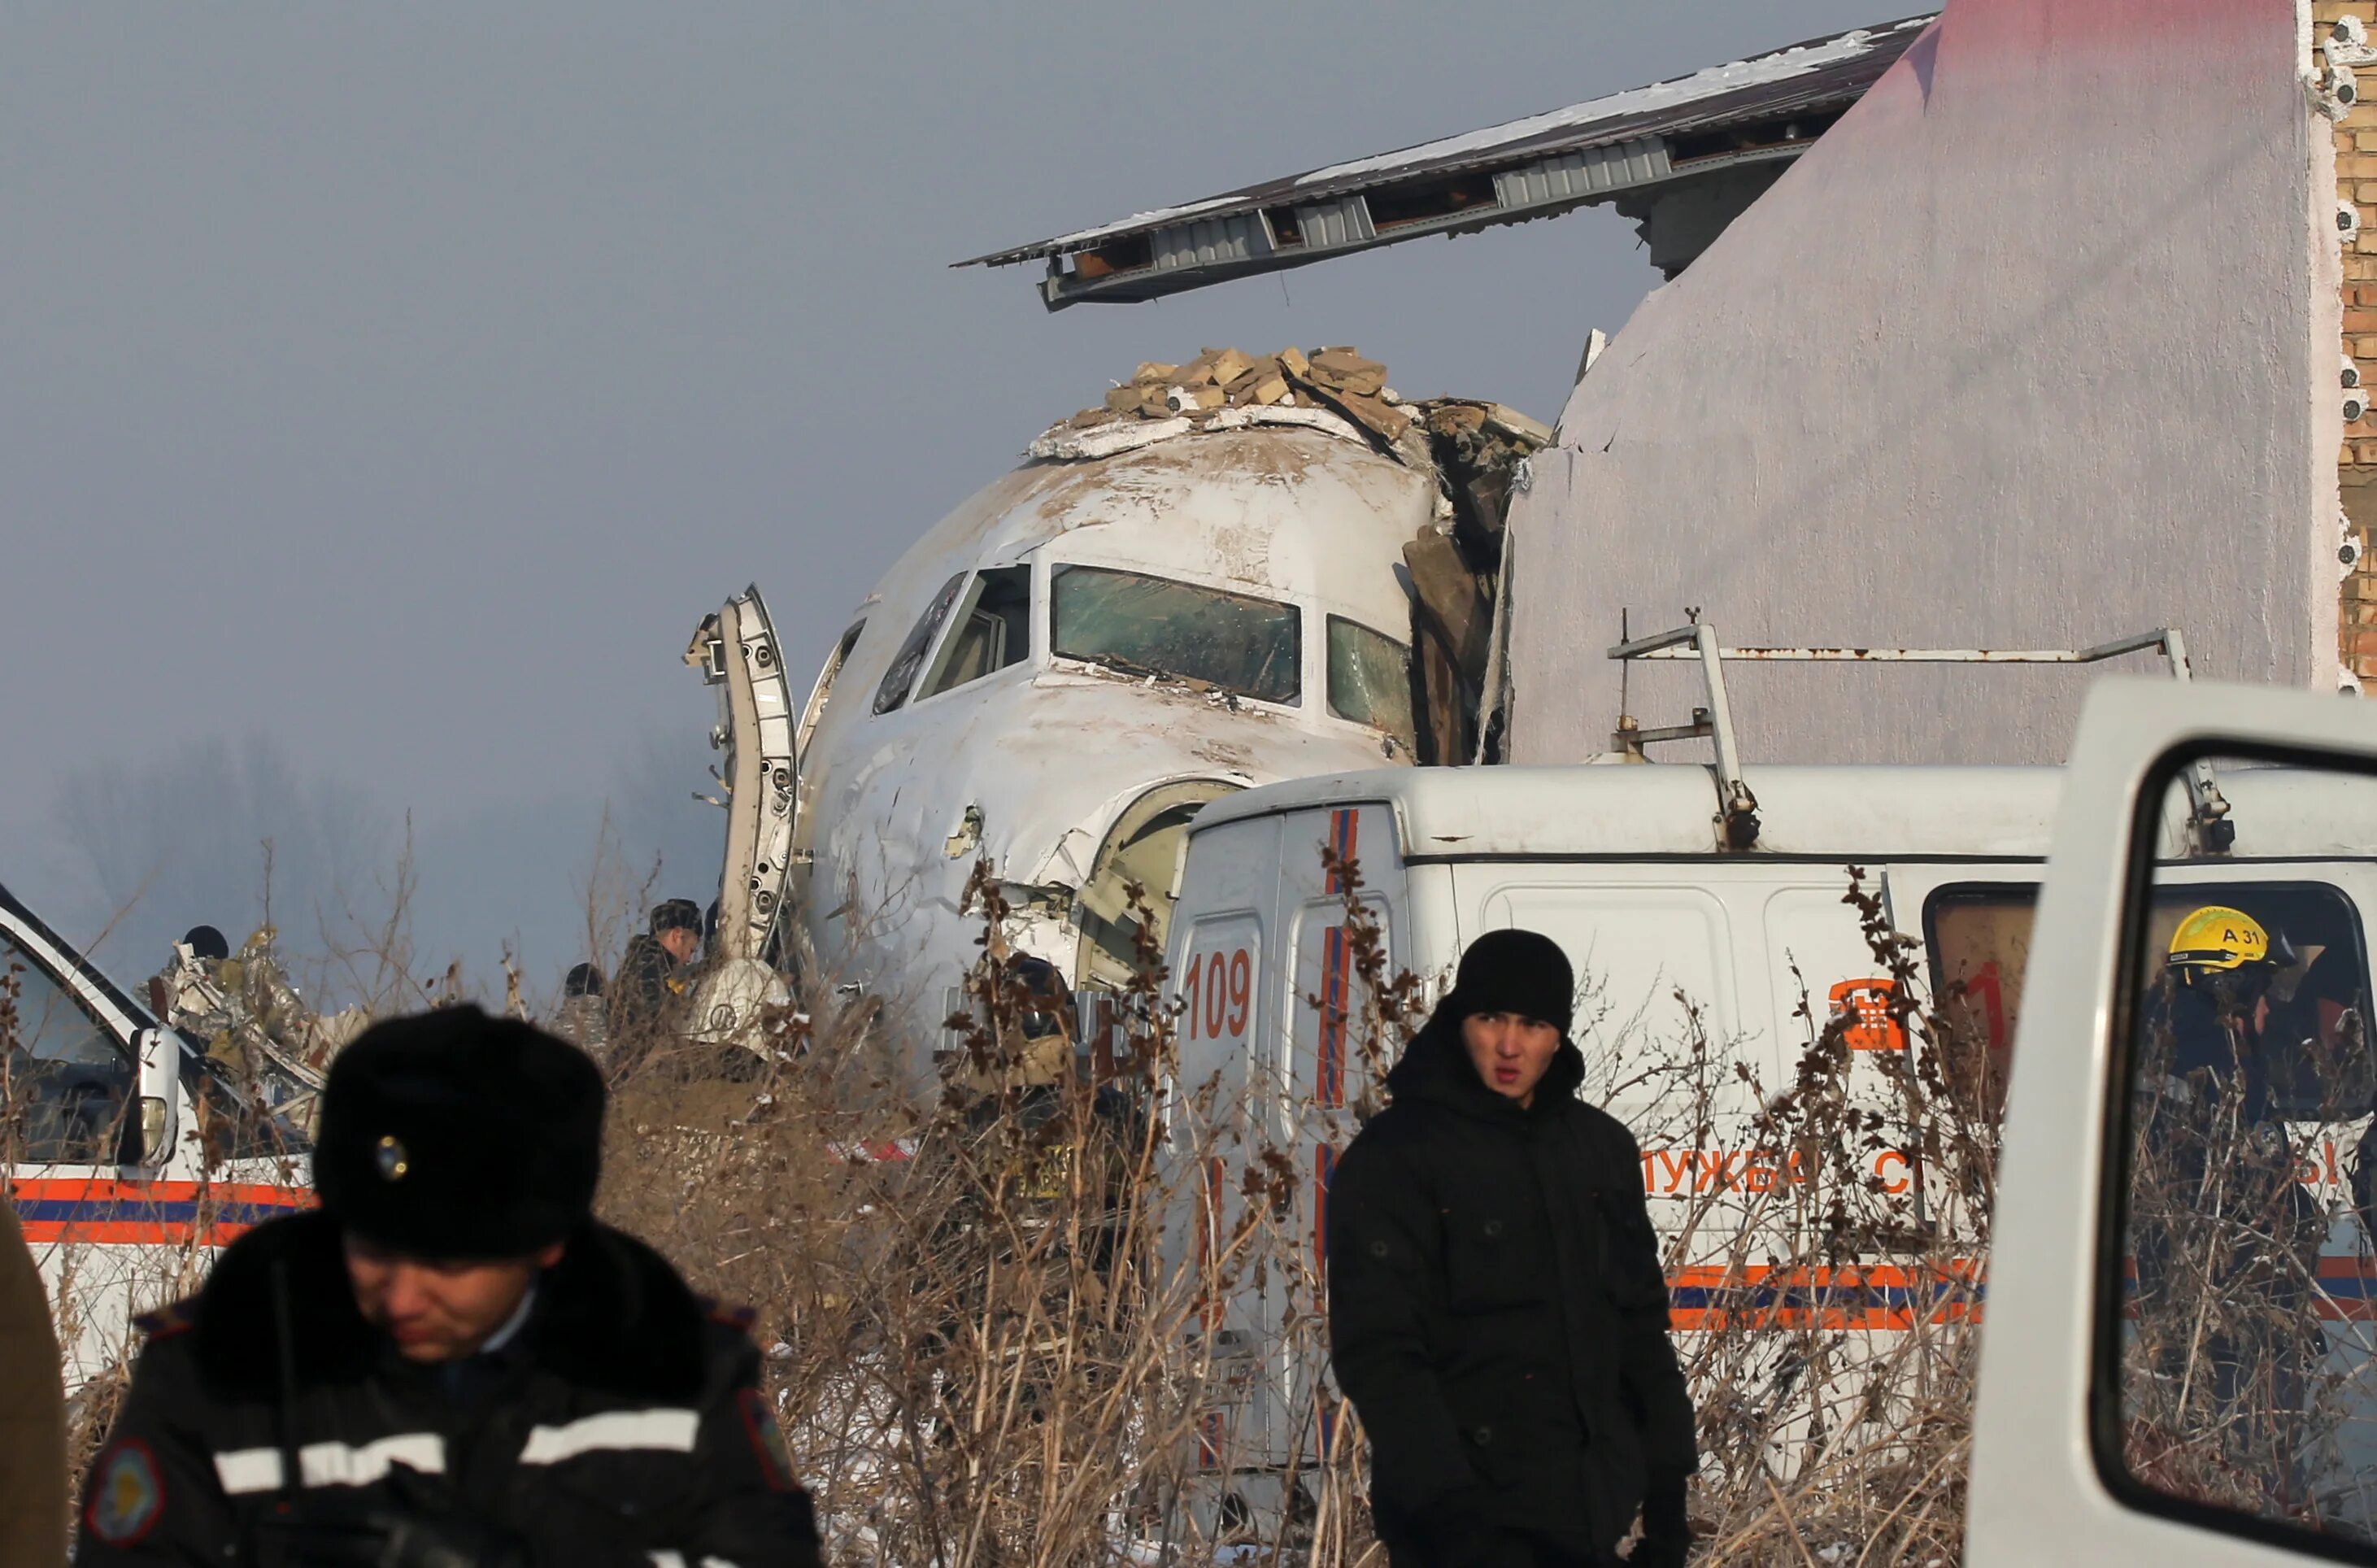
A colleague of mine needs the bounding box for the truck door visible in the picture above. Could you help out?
[1279,804,1402,1483]
[4,924,187,1389]
[1968,678,2377,1566]
[1165,812,1282,1501]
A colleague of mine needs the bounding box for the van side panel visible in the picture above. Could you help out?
[1452,873,1748,1125]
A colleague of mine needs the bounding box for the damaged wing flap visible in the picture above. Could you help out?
[704,586,800,962]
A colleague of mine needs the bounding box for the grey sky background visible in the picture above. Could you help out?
[1,1,1896,995]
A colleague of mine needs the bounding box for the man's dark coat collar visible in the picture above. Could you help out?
[185,1209,708,1403]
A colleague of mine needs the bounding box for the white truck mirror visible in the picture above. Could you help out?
[1970,679,2377,1567]
[133,1026,179,1167]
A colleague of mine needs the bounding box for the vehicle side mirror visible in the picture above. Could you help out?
[134,1027,180,1166]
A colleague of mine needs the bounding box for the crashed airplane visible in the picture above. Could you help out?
[687,348,1542,1060]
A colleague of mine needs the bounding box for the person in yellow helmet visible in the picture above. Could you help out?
[2162,904,2296,1125]
[2139,903,2322,1483]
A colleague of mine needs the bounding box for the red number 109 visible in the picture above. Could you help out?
[1182,947,1253,1043]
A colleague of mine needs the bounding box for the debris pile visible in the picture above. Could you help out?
[150,926,364,1134]
[1086,344,1415,442]
[1035,344,1551,473]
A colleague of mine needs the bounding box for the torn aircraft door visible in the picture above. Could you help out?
[687,587,799,1046]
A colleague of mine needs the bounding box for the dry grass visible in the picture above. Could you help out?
[16,853,2030,1565]
[594,861,2006,1566]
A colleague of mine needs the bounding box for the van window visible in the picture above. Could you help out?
[1051,565,1302,707]
[873,573,969,716]
[1326,616,1416,751]
[1924,885,2038,1117]
[1926,881,2374,1121]
[797,619,864,758]
[2101,758,2377,1550]
[919,568,1031,700]
[2,939,133,1164]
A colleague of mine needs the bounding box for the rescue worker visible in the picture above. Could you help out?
[1327,929,1695,1568]
[553,962,609,1061]
[2137,906,2321,1485]
[2,1197,67,1568]
[2158,904,2299,1125]
[74,1005,822,1568]
[616,899,703,1039]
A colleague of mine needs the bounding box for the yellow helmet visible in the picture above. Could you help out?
[2166,906,2270,972]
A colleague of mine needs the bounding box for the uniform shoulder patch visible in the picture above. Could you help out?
[85,1439,165,1544]
[700,1296,757,1331]
[734,1387,799,1493]
[133,1299,196,1339]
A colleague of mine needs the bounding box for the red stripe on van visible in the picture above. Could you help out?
[1317,925,1347,1108]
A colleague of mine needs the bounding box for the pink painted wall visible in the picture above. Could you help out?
[1508,0,2342,766]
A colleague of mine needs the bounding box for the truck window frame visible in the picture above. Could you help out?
[2,934,139,1165]
[2089,740,2377,1564]
[1922,881,2040,1122]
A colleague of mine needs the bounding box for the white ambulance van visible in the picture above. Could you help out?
[1163,651,2377,1561]
[2,882,311,1394]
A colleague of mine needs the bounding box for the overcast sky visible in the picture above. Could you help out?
[1,0,1900,989]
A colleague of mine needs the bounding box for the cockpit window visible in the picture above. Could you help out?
[919,567,1032,700]
[873,573,969,716]
[1326,616,1415,750]
[1050,564,1301,707]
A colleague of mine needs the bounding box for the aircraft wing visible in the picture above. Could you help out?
[956,12,1934,309]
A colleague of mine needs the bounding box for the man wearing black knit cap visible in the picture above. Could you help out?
[75,1005,822,1568]
[1327,929,1696,1568]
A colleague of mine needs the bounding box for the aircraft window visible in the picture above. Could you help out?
[873,573,969,716]
[1050,564,1301,707]
[1326,616,1415,749]
[798,619,865,758]
[919,567,1032,700]
[2,936,134,1164]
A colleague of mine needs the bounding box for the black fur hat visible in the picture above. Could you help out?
[314,1006,605,1259]
[1443,928,1576,1034]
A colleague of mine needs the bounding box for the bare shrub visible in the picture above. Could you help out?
[33,838,2021,1566]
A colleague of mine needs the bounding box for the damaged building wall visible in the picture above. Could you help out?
[2323,1,2377,682]
[1506,0,2342,766]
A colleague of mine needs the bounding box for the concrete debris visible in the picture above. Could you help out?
[1054,344,1413,445]
[1039,345,1553,479]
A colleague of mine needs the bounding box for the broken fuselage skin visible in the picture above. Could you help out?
[781,424,1434,1064]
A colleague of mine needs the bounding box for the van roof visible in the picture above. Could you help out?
[1185,764,2377,862]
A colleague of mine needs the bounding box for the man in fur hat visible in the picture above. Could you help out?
[74,1006,822,1568]
[1326,929,1696,1568]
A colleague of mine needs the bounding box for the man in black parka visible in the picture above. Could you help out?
[1327,929,1696,1568]
[75,1005,821,1568]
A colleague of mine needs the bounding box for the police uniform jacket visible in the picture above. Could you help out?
[76,1210,821,1568]
[1326,1015,1695,1561]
